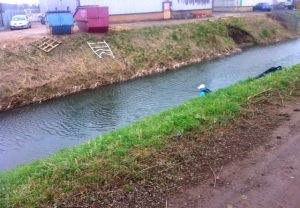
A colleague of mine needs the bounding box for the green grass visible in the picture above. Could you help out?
[260,29,270,38]
[103,20,235,71]
[100,15,292,71]
[1,64,300,207]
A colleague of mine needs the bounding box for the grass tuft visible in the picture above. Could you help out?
[0,64,300,207]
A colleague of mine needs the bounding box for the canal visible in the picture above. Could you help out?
[1,39,300,171]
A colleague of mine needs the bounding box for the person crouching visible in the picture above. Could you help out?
[198,84,211,97]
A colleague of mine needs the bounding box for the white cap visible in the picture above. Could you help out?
[198,84,206,90]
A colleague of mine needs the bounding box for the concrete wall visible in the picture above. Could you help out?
[39,0,213,23]
[80,0,163,15]
[80,0,212,14]
[77,0,213,23]
[213,0,237,8]
[173,0,212,10]
[109,12,164,23]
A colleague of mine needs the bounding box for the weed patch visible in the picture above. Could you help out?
[0,64,299,207]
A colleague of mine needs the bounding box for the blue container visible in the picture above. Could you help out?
[46,11,74,35]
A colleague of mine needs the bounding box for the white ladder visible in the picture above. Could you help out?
[87,41,115,59]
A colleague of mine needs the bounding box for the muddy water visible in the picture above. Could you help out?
[1,39,300,171]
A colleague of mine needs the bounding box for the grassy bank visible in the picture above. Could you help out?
[0,15,297,111]
[1,64,300,207]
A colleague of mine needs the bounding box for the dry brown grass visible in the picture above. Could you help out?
[0,15,296,111]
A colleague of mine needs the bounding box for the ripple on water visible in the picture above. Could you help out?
[1,39,300,171]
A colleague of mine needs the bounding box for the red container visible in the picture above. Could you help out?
[74,6,109,33]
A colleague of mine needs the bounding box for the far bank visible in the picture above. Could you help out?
[0,14,298,111]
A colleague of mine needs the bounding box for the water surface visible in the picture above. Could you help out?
[1,39,300,171]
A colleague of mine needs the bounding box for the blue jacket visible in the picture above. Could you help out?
[199,91,206,97]
[199,88,211,97]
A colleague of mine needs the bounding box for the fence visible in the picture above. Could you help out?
[0,9,26,29]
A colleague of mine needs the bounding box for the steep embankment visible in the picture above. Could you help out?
[0,64,299,208]
[0,15,297,111]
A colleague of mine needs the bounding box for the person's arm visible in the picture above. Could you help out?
[204,88,211,93]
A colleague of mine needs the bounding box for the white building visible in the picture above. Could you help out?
[39,0,213,23]
[39,0,79,13]
[213,0,275,11]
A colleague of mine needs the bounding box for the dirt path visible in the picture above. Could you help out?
[0,12,265,46]
[0,22,47,46]
[168,100,300,208]
[112,12,264,30]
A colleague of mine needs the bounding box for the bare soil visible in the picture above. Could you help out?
[55,89,300,207]
[0,22,47,46]
[168,97,300,208]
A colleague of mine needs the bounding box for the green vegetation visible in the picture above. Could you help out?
[104,20,234,71]
[260,29,270,38]
[0,15,296,111]
[103,15,293,71]
[227,15,294,42]
[1,64,300,207]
